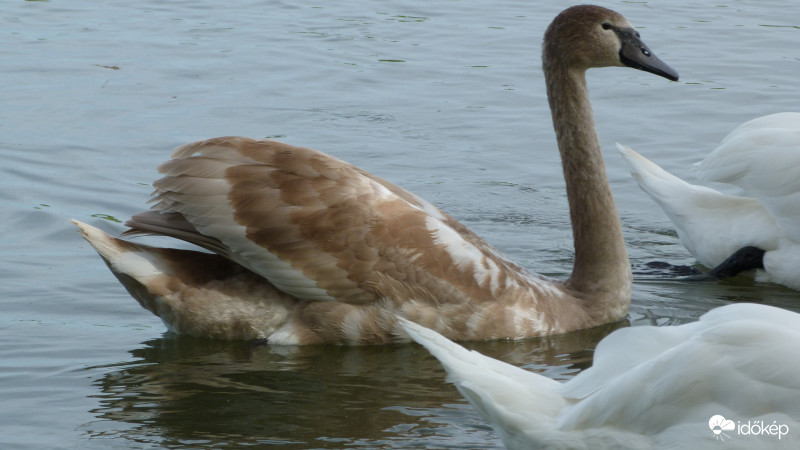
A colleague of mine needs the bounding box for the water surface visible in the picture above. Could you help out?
[1,0,799,448]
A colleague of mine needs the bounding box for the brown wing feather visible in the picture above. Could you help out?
[127,137,542,308]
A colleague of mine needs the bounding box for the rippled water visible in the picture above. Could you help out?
[1,0,798,448]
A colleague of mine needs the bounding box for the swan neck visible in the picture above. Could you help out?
[545,66,631,316]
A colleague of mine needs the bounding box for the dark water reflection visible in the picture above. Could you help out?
[85,323,625,448]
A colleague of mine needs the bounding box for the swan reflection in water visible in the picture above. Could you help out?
[82,323,621,448]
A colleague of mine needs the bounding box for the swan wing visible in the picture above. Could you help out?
[558,304,800,445]
[127,137,530,305]
[405,305,800,449]
[695,112,800,242]
[618,144,779,267]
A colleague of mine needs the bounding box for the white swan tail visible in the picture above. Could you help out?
[616,144,779,268]
[399,318,566,448]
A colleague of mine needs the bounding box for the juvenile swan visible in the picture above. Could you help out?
[401,303,800,449]
[619,112,800,289]
[73,5,678,344]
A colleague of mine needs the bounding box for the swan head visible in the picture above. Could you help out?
[543,5,679,81]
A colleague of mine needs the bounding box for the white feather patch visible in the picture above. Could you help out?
[111,250,165,279]
[425,215,510,295]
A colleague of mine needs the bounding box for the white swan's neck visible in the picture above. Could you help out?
[545,66,631,318]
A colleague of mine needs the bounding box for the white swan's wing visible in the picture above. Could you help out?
[695,112,800,242]
[558,322,695,400]
[558,304,800,446]
[405,304,800,449]
[617,144,779,267]
[399,318,566,449]
[127,137,536,306]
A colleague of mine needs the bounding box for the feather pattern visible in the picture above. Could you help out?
[142,137,562,305]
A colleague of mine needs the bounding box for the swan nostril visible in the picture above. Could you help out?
[641,47,651,57]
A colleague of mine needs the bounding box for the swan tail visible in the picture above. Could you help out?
[73,219,168,283]
[616,144,699,201]
[72,219,296,340]
[616,144,781,268]
[72,219,223,314]
[616,143,724,228]
[399,318,566,445]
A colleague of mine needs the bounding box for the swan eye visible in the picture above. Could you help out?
[602,23,612,30]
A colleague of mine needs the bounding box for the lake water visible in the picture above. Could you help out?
[1,0,798,448]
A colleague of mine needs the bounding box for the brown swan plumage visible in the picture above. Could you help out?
[74,5,678,344]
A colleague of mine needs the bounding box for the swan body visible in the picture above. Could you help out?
[401,303,800,449]
[74,5,678,344]
[619,112,800,289]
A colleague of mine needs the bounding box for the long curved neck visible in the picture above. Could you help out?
[544,65,631,317]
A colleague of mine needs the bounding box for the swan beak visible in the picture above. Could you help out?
[618,29,679,82]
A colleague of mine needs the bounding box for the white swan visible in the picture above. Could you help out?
[72,5,678,344]
[619,112,800,289]
[400,303,800,449]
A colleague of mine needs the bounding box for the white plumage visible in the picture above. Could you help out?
[401,303,800,449]
[619,112,800,289]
